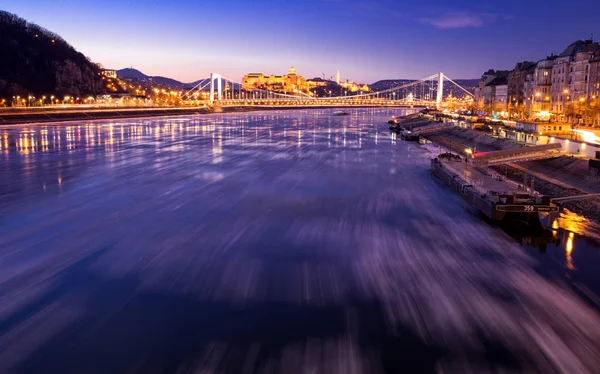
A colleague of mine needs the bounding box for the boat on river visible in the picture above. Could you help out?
[431,156,559,227]
[333,110,349,116]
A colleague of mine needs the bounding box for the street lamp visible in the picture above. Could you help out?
[529,92,540,119]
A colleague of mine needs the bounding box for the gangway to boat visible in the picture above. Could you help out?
[471,143,562,166]
[552,193,600,203]
[409,122,454,136]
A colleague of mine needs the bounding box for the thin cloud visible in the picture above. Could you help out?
[420,11,498,29]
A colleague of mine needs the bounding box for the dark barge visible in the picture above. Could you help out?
[431,156,559,225]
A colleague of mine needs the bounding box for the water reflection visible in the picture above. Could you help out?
[4,114,372,152]
[0,109,402,206]
[554,208,600,240]
[3,108,600,372]
[566,232,575,270]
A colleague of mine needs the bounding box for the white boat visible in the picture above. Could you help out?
[333,110,349,116]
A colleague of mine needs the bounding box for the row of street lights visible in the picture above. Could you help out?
[8,95,83,106]
[506,89,593,122]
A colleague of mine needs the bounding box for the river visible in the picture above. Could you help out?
[1,109,599,373]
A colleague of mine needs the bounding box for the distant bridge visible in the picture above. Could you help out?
[181,72,473,109]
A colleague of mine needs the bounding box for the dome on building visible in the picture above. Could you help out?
[288,66,297,75]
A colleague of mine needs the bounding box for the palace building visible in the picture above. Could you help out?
[242,67,309,94]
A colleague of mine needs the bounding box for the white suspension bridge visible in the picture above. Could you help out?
[180,72,474,109]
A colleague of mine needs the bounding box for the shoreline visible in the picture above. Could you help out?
[0,105,419,128]
[395,116,600,222]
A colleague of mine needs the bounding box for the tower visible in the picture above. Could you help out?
[336,70,340,84]
[209,73,222,103]
[436,72,444,109]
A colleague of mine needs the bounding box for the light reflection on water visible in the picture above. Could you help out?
[2,109,600,283]
[1,108,600,372]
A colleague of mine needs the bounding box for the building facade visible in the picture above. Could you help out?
[532,58,554,115]
[242,66,308,94]
[482,39,600,124]
[101,69,117,79]
[306,78,328,90]
[551,40,600,119]
[339,80,370,93]
[492,79,509,113]
[508,62,536,104]
[588,50,600,125]
[508,61,536,118]
[475,69,509,111]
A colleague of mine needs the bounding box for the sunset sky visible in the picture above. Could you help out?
[5,0,600,83]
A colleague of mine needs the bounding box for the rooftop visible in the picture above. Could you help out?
[559,40,600,57]
[486,76,508,86]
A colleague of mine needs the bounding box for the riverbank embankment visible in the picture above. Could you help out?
[0,107,212,127]
[423,127,600,221]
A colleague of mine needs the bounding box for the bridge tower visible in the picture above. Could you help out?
[209,73,222,103]
[436,72,444,109]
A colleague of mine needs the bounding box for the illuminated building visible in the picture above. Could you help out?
[102,69,117,79]
[550,40,599,119]
[474,70,510,114]
[532,58,554,115]
[339,80,370,93]
[242,66,308,94]
[508,61,536,118]
[306,78,328,89]
[335,70,369,93]
[589,50,600,126]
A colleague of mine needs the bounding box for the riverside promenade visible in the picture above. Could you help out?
[0,106,212,126]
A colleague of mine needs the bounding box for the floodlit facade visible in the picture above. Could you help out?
[242,66,308,94]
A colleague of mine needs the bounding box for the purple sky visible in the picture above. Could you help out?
[5,0,600,83]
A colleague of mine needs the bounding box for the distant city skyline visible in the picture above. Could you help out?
[5,0,600,83]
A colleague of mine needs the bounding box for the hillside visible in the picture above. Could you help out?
[118,68,190,90]
[0,11,104,99]
[117,68,239,91]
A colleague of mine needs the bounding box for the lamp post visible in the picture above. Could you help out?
[530,92,541,120]
[593,95,598,127]
[564,88,573,123]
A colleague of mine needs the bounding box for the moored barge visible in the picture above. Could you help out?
[431,156,558,225]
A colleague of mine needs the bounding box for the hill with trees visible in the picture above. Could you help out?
[0,11,104,100]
